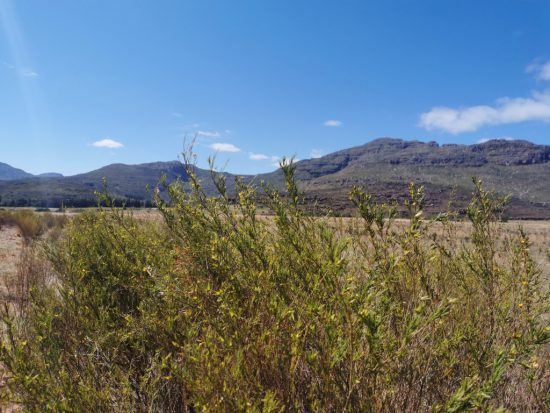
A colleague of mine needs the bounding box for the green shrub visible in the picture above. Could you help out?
[0,164,548,412]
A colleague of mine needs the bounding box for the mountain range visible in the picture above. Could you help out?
[0,163,63,181]
[1,138,549,218]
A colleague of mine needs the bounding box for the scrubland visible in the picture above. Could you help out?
[0,163,548,412]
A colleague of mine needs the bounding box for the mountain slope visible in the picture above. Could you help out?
[257,138,550,217]
[0,161,234,207]
[0,138,549,218]
[0,162,34,181]
[38,172,64,178]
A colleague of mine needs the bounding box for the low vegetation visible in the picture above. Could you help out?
[0,210,67,241]
[0,161,548,412]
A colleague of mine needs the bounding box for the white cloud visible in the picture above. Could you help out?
[420,91,550,134]
[270,156,281,167]
[210,142,240,153]
[171,112,183,118]
[310,149,323,159]
[269,156,299,168]
[526,60,550,81]
[324,119,342,127]
[249,152,281,166]
[249,152,269,161]
[181,123,200,130]
[21,69,38,77]
[198,130,220,138]
[2,62,38,78]
[92,138,124,149]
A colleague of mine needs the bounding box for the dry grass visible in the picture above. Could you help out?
[0,226,24,301]
[1,215,549,303]
[0,210,68,241]
[0,210,67,302]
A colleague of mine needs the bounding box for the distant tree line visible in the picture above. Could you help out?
[0,196,155,208]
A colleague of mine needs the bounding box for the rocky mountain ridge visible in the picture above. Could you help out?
[1,138,548,218]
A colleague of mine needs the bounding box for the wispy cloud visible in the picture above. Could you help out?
[269,156,281,167]
[198,130,220,138]
[92,138,124,149]
[249,152,281,167]
[420,91,550,134]
[310,149,323,159]
[324,119,342,127]
[21,69,38,77]
[526,60,550,81]
[210,142,240,153]
[2,61,38,78]
[249,152,269,161]
[171,112,183,118]
[181,122,200,130]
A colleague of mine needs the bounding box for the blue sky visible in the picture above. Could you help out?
[1,0,549,176]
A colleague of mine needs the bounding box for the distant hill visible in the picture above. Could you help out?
[0,163,63,181]
[0,138,549,218]
[38,172,64,178]
[0,162,34,181]
[256,138,550,218]
[0,161,234,207]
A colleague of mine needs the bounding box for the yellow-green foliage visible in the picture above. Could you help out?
[0,165,548,412]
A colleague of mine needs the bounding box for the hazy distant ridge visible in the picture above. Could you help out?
[0,162,34,181]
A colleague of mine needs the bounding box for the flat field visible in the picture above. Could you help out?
[1,213,549,290]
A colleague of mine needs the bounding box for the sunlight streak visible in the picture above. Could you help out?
[1,0,49,196]
[0,0,42,127]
